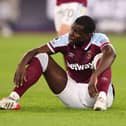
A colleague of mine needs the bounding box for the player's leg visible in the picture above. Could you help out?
[13,53,67,96]
[56,75,88,109]
[0,53,67,109]
[79,67,114,111]
[93,67,113,111]
[92,53,114,110]
[37,53,67,94]
[0,57,43,110]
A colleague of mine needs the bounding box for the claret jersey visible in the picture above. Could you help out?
[47,33,111,83]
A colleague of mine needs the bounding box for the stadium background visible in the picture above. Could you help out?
[0,1,126,126]
[0,0,126,33]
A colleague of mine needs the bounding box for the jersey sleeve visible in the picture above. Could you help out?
[91,33,112,49]
[47,33,69,53]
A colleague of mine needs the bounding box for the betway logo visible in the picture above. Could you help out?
[67,62,93,71]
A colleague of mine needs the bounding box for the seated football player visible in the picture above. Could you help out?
[0,15,116,111]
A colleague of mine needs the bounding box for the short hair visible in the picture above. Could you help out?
[75,15,96,34]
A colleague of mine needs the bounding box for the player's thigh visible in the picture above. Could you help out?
[57,76,96,108]
[78,83,96,108]
[44,55,67,94]
[57,75,85,108]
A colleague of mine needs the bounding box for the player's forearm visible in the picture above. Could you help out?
[94,47,116,77]
[18,48,40,67]
[18,45,51,68]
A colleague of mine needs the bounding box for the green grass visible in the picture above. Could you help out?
[0,33,126,126]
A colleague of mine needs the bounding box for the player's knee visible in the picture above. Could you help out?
[35,53,49,72]
[92,53,103,69]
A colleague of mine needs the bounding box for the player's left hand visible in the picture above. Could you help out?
[88,72,98,97]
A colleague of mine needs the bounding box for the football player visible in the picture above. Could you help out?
[0,15,116,111]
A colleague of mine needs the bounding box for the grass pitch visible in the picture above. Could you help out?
[0,32,126,126]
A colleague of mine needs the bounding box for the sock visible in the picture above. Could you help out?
[98,91,107,100]
[97,67,111,94]
[9,91,20,101]
[13,57,42,97]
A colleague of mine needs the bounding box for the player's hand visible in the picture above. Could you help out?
[13,65,27,87]
[88,72,99,97]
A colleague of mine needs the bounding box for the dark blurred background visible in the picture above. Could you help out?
[0,0,126,37]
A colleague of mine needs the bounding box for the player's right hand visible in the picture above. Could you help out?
[13,65,27,87]
[88,72,98,97]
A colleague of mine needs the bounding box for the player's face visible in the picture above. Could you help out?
[69,23,90,46]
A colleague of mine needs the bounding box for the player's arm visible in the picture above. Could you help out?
[14,34,66,86]
[93,44,116,76]
[14,44,52,86]
[88,44,116,97]
[18,44,52,66]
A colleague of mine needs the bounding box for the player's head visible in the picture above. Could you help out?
[69,16,96,46]
[75,15,96,34]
